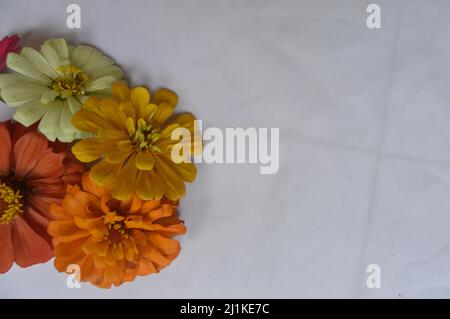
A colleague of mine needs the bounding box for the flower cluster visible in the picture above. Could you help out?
[0,35,198,288]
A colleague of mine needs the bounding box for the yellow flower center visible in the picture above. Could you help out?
[0,181,24,224]
[51,66,89,98]
[131,119,162,152]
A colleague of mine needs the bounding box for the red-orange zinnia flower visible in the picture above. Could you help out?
[48,172,186,288]
[0,121,84,274]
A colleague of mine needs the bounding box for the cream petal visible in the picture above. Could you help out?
[70,45,94,69]
[41,43,66,71]
[45,38,69,60]
[38,103,62,142]
[82,50,114,75]
[7,53,50,83]
[91,65,123,80]
[0,73,46,89]
[86,75,116,92]
[21,47,58,78]
[12,99,48,126]
[67,96,83,113]
[40,90,58,104]
[60,104,75,134]
[1,84,48,107]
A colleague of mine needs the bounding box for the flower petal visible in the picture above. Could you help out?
[109,155,138,200]
[37,102,62,142]
[12,100,49,128]
[0,223,14,274]
[7,52,50,83]
[154,155,186,200]
[136,169,164,200]
[13,131,49,178]
[135,151,155,171]
[86,75,116,92]
[72,138,115,163]
[0,123,11,174]
[12,217,53,268]
[90,160,120,187]
[20,47,58,78]
[112,82,130,101]
[1,85,47,107]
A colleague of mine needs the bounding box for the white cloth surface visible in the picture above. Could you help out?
[0,0,449,298]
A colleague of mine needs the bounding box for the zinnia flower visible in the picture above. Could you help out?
[0,34,20,71]
[48,172,186,288]
[0,38,124,142]
[71,83,198,201]
[0,121,84,274]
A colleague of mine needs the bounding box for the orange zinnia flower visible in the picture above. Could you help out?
[0,121,84,274]
[48,172,187,288]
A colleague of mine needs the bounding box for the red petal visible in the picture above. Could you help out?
[13,132,49,178]
[0,223,14,273]
[28,150,65,181]
[12,217,53,268]
[0,123,11,175]
[22,207,52,245]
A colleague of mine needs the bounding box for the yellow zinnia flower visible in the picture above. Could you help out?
[71,83,198,201]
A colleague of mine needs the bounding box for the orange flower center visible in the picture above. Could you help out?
[103,211,129,245]
[0,180,25,224]
[107,222,128,244]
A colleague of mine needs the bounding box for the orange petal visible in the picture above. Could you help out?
[81,171,107,198]
[147,233,181,256]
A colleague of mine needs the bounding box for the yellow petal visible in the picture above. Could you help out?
[126,117,136,136]
[136,169,164,200]
[72,107,116,133]
[130,87,151,118]
[153,88,178,108]
[109,155,138,200]
[118,140,133,153]
[104,149,131,164]
[135,151,155,170]
[72,138,115,163]
[153,155,186,200]
[141,104,157,122]
[90,160,120,187]
[159,154,197,182]
[97,98,127,131]
[112,82,130,101]
[168,112,196,135]
[98,128,127,142]
[152,103,175,126]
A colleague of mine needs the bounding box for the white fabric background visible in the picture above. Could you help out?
[0,0,449,298]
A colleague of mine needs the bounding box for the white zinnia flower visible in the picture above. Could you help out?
[0,38,124,142]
